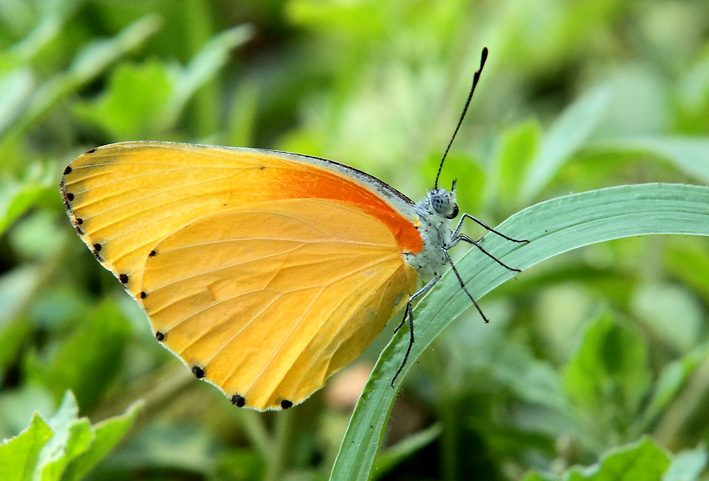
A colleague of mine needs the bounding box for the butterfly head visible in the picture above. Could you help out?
[427,179,459,220]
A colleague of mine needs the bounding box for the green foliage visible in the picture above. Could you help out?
[524,437,708,481]
[24,300,132,411]
[1,1,708,480]
[0,392,141,481]
[524,437,671,481]
[563,314,651,434]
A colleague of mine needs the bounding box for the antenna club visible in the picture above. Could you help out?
[433,47,489,190]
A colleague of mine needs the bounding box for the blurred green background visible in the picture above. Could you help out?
[1,0,709,480]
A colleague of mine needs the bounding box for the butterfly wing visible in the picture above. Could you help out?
[60,142,421,410]
[142,198,416,409]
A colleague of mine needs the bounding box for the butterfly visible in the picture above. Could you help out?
[59,48,526,411]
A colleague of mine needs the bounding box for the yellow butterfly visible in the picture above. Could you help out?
[60,48,526,411]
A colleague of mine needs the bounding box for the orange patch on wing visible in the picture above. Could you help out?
[239,153,423,255]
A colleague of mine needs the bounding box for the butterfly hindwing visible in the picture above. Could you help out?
[143,198,417,410]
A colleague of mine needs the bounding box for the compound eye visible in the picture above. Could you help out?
[445,203,459,219]
[430,192,448,214]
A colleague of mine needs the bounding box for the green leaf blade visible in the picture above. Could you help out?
[61,400,143,481]
[0,413,53,481]
[331,183,709,481]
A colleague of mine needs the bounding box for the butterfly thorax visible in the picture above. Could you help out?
[404,186,458,281]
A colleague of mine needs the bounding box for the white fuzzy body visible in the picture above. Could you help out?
[404,187,458,282]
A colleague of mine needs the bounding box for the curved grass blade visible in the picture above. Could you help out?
[330,183,709,481]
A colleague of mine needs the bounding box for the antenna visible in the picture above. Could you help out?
[434,47,489,189]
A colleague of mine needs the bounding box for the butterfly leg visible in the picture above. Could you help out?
[442,214,527,322]
[391,275,440,386]
[448,213,528,272]
[441,248,490,323]
[451,233,523,272]
[393,276,438,334]
[449,213,529,246]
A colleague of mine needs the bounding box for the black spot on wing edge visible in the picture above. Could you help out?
[280,400,293,409]
[63,166,72,175]
[192,366,205,378]
[59,181,73,211]
[59,176,85,236]
[119,273,128,284]
[155,331,165,341]
[86,148,97,154]
[231,394,246,407]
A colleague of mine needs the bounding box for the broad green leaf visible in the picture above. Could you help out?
[35,391,82,478]
[331,183,709,481]
[525,437,673,481]
[662,445,707,481]
[566,437,669,481]
[73,61,173,139]
[564,313,651,422]
[38,419,92,481]
[61,400,142,481]
[0,413,53,481]
[0,391,142,481]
